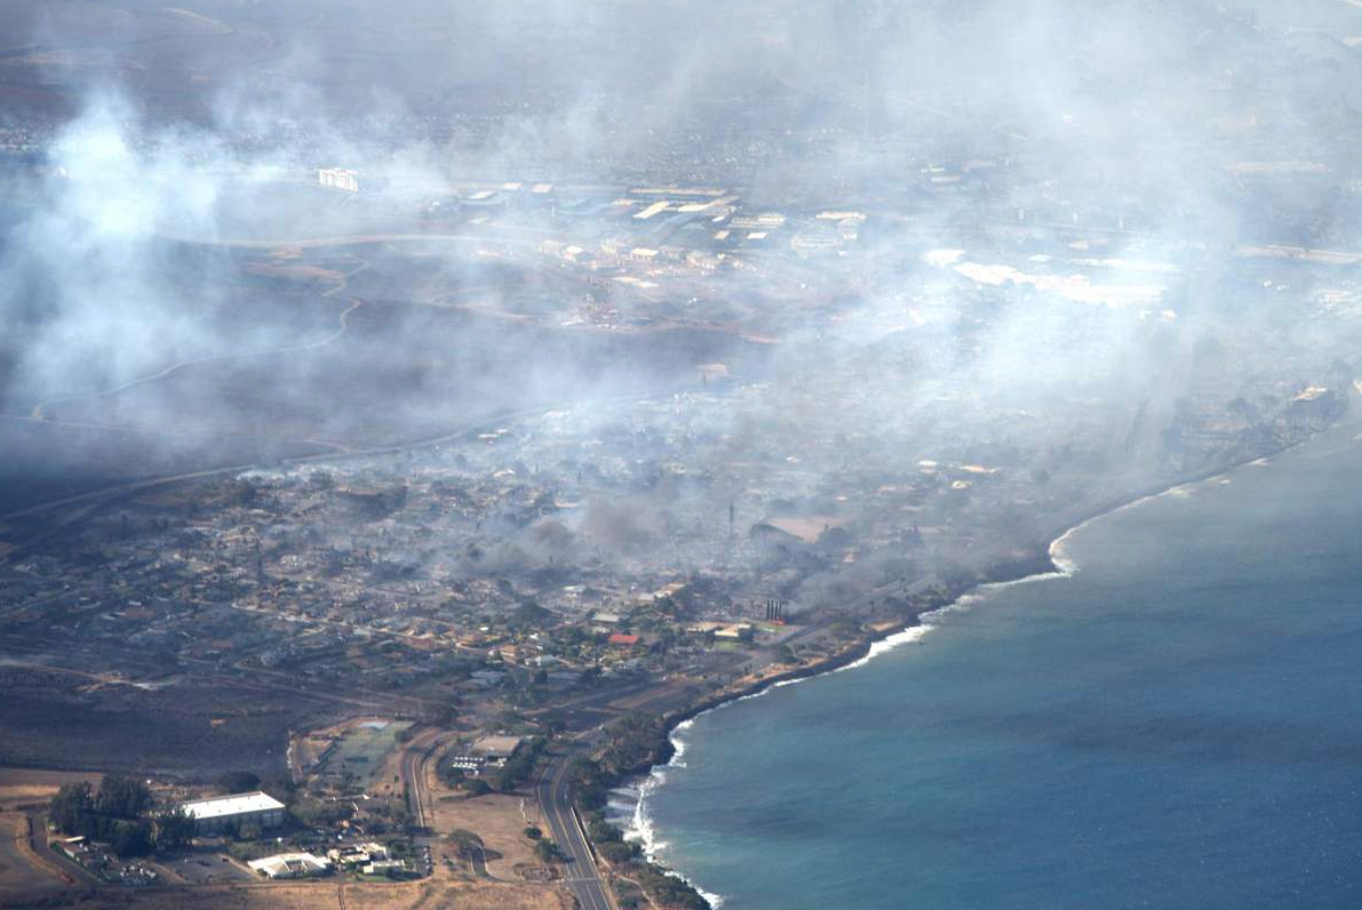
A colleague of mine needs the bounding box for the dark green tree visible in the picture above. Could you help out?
[49,782,94,835]
[111,820,153,858]
[599,840,639,864]
[534,838,562,863]
[153,805,196,850]
[96,774,152,818]
[289,799,354,827]
[215,771,261,793]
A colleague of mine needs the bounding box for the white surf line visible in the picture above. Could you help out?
[635,433,1342,906]
[630,502,1125,908]
[630,717,725,908]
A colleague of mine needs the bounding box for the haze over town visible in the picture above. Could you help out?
[1,2,1361,908]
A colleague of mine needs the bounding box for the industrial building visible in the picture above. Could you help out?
[317,167,359,192]
[448,754,486,773]
[472,735,524,762]
[328,842,389,869]
[449,734,525,774]
[248,852,331,879]
[180,791,286,835]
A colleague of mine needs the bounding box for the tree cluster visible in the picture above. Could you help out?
[598,714,673,777]
[289,798,354,828]
[488,736,547,792]
[215,770,261,793]
[49,775,189,858]
[585,811,641,865]
[533,837,562,863]
[632,864,711,910]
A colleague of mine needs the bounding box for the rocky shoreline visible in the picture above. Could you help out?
[610,407,1358,908]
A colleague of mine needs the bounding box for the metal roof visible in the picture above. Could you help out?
[472,735,524,757]
[181,791,285,820]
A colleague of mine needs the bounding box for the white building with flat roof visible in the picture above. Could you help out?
[248,852,330,879]
[472,735,524,760]
[180,791,285,835]
[318,167,359,192]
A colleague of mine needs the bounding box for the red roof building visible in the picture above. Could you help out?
[608,633,640,648]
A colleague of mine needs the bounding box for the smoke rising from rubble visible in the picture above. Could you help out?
[2,0,1361,615]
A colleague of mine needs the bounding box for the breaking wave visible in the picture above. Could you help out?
[628,717,725,907]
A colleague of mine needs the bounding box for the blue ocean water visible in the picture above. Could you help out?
[641,426,1362,909]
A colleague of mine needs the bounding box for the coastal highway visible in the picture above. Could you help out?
[537,750,613,910]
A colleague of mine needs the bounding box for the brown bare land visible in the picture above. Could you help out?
[0,768,104,812]
[0,811,70,895]
[428,789,547,881]
[0,878,571,910]
[0,666,343,777]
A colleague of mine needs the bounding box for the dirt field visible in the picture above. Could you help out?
[0,768,108,896]
[0,878,571,910]
[0,768,104,812]
[427,786,547,881]
[295,717,410,793]
[0,665,343,778]
[319,719,412,794]
[0,812,70,896]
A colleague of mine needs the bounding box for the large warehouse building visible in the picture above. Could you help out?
[180,791,286,835]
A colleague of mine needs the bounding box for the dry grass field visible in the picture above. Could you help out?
[428,788,547,881]
[0,768,104,811]
[0,878,572,910]
[0,811,69,896]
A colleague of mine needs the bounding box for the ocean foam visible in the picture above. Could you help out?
[1048,521,1088,575]
[632,516,1097,894]
[633,487,1230,904]
[835,624,935,672]
[632,466,1299,907]
[1047,482,1190,574]
[630,732,726,906]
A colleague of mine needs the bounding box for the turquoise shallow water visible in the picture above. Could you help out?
[642,426,1362,909]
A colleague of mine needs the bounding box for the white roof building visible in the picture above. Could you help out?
[472,735,524,760]
[180,791,286,833]
[317,168,359,193]
[249,852,331,879]
[182,791,285,822]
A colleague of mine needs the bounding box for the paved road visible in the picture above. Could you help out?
[398,727,450,831]
[0,811,80,893]
[394,727,447,882]
[537,751,613,910]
